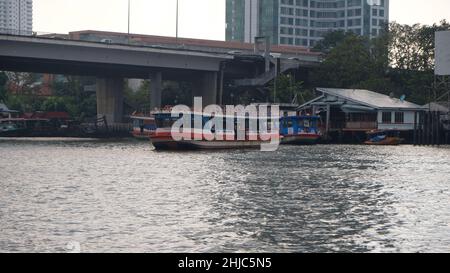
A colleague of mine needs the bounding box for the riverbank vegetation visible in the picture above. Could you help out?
[0,73,97,120]
[310,20,450,105]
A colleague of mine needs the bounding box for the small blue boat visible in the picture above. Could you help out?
[280,115,322,145]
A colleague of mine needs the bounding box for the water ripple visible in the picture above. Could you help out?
[1,138,449,252]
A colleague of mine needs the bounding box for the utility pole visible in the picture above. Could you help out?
[176,0,179,42]
[272,54,281,103]
[18,0,21,35]
[127,0,131,44]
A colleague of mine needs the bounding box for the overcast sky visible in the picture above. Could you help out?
[34,0,450,41]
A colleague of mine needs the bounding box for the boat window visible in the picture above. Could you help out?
[395,112,404,123]
[382,112,392,124]
[156,117,176,128]
[304,119,310,128]
[287,119,294,128]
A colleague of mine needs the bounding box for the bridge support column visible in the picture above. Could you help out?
[96,77,124,124]
[150,72,163,110]
[200,71,218,106]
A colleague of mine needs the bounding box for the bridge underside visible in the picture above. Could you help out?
[0,57,224,124]
[0,35,319,124]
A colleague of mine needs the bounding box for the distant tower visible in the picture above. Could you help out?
[0,0,33,35]
[226,0,389,47]
[226,0,263,44]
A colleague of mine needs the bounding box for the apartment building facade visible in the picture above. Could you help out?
[226,0,389,47]
[0,0,33,35]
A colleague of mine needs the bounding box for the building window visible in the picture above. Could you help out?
[382,112,392,123]
[395,112,405,124]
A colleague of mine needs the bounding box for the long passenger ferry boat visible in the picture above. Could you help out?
[149,110,279,150]
[280,115,322,145]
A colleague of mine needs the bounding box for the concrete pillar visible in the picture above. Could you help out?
[150,72,163,111]
[201,71,218,106]
[191,71,218,107]
[96,77,124,125]
[218,67,225,105]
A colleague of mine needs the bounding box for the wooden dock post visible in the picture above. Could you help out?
[413,111,418,146]
[325,104,331,141]
[418,112,422,145]
[427,112,432,145]
[422,112,427,145]
[437,111,441,146]
[430,111,434,146]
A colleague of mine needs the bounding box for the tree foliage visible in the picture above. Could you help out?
[269,74,311,104]
[0,72,8,101]
[3,75,97,120]
[311,20,450,105]
[388,20,450,71]
[124,80,150,111]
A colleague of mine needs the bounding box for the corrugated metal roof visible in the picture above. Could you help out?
[423,102,450,112]
[317,88,425,110]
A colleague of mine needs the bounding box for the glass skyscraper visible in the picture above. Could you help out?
[226,0,389,47]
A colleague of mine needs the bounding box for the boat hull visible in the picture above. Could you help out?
[151,137,267,150]
[364,137,404,146]
[281,134,321,145]
[132,130,153,140]
[150,131,277,150]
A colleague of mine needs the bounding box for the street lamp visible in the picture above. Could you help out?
[127,0,131,44]
[18,0,21,35]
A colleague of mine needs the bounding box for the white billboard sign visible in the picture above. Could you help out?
[435,31,450,76]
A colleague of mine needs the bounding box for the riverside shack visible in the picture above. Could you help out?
[298,88,425,142]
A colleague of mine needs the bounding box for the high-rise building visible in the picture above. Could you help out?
[226,0,389,47]
[0,0,33,35]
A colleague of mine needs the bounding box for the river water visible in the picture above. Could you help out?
[0,138,449,253]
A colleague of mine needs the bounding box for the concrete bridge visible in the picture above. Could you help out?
[0,33,321,124]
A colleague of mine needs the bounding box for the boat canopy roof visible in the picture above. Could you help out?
[153,111,278,120]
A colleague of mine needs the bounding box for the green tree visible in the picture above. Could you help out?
[387,20,450,104]
[41,97,68,112]
[162,81,193,106]
[0,72,8,101]
[310,21,450,105]
[49,76,97,119]
[269,74,305,103]
[388,20,450,72]
[124,80,151,111]
[311,33,377,88]
[313,30,348,53]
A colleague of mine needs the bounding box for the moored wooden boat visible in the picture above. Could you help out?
[280,115,322,145]
[130,112,156,140]
[364,130,404,145]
